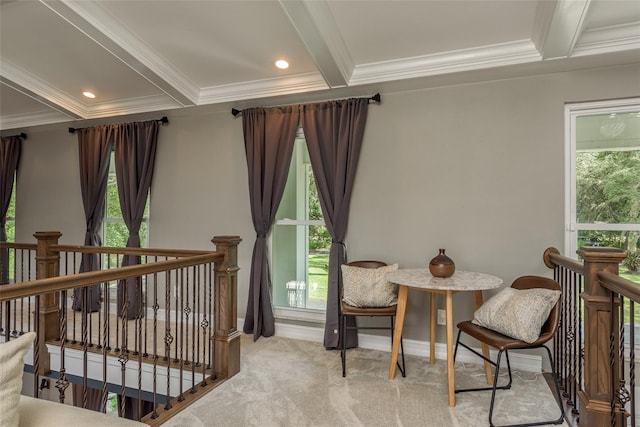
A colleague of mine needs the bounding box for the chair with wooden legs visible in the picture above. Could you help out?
[340,260,406,378]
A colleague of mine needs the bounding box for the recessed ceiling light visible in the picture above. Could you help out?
[275,59,289,70]
[82,91,96,99]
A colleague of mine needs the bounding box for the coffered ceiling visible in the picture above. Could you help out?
[1,0,639,130]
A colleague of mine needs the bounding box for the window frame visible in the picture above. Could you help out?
[564,97,640,257]
[270,135,328,323]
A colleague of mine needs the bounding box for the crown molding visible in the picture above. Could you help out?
[349,39,541,86]
[83,94,181,119]
[198,72,328,105]
[0,110,71,131]
[45,0,199,106]
[1,62,85,119]
[573,22,640,56]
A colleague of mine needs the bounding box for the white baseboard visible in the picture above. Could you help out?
[239,318,542,373]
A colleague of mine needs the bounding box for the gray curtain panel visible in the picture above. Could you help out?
[74,126,114,311]
[242,106,299,340]
[301,98,369,349]
[0,136,21,285]
[114,120,159,319]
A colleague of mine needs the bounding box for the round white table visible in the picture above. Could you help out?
[386,269,503,407]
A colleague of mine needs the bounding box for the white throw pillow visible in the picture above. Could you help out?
[0,331,36,427]
[472,287,561,343]
[341,263,399,308]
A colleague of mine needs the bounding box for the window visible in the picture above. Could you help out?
[6,179,15,243]
[103,152,150,265]
[566,98,640,283]
[271,135,331,320]
[4,180,16,281]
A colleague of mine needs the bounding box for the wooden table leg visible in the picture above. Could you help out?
[389,285,408,379]
[473,290,493,385]
[429,291,436,364]
[445,291,455,407]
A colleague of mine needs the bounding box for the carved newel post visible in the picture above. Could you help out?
[34,231,62,375]
[211,235,242,379]
[577,246,627,427]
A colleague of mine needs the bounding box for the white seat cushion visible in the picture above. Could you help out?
[0,332,36,427]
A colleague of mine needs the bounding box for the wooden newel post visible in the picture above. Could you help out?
[212,235,242,379]
[34,231,62,374]
[577,246,627,427]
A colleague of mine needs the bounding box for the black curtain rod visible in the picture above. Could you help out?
[3,132,27,140]
[231,93,382,117]
[68,116,169,134]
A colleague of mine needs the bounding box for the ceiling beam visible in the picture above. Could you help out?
[279,0,353,88]
[532,0,592,60]
[40,0,198,106]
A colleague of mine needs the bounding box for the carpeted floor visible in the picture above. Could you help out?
[162,334,567,427]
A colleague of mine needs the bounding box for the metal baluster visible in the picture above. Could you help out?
[190,265,197,393]
[630,300,636,427]
[162,268,173,414]
[57,290,69,403]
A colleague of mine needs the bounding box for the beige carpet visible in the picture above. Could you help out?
[161,334,567,427]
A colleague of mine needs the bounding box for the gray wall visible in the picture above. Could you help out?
[11,63,640,344]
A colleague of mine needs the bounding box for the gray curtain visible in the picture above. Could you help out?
[0,136,21,285]
[301,98,369,349]
[73,126,114,311]
[114,121,159,319]
[242,106,299,340]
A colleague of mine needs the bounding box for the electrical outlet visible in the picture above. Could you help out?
[437,309,446,325]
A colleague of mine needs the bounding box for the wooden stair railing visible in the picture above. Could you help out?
[0,231,241,426]
[544,246,636,427]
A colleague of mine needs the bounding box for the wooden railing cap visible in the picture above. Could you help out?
[211,235,242,244]
[577,246,627,263]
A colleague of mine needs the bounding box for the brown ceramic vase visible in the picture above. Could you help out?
[429,248,455,278]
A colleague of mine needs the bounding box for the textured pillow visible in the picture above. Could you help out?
[342,263,399,308]
[0,331,36,427]
[472,287,561,343]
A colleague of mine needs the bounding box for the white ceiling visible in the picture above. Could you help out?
[1,0,639,131]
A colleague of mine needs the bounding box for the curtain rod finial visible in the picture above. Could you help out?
[68,127,77,134]
[231,108,241,117]
[159,116,169,125]
[19,133,27,140]
[371,93,381,103]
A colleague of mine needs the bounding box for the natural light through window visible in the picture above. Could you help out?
[566,99,640,284]
[271,135,330,320]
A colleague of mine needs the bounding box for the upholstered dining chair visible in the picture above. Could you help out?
[453,275,565,427]
[340,260,406,378]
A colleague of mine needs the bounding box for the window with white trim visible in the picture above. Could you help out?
[271,134,331,321]
[103,151,150,265]
[565,98,640,282]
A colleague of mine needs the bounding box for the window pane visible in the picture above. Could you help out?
[272,137,331,311]
[7,180,15,219]
[105,222,129,247]
[576,112,640,225]
[6,180,15,243]
[106,174,122,219]
[272,224,329,310]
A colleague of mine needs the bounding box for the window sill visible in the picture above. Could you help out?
[274,306,325,323]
